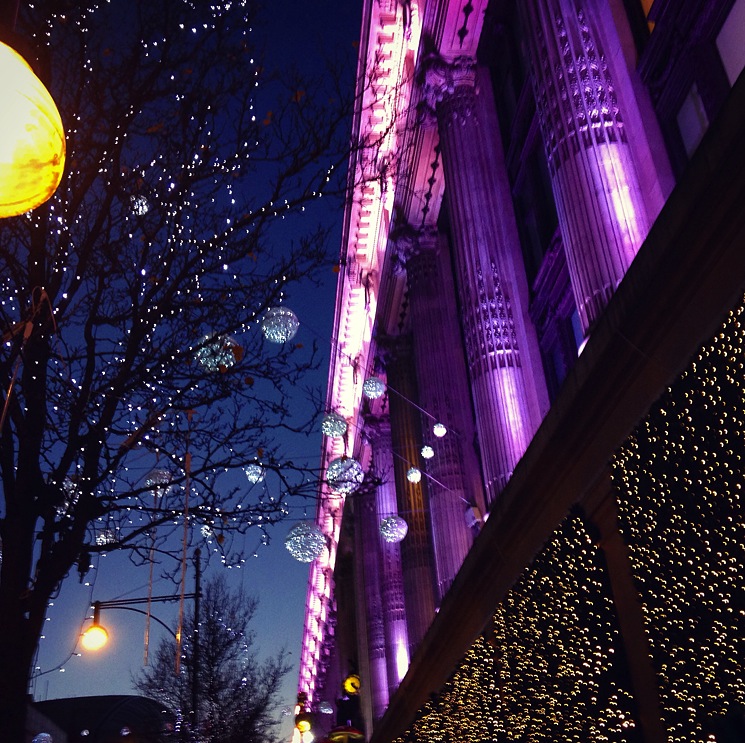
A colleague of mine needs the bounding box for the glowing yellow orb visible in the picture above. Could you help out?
[81,624,109,651]
[0,42,66,218]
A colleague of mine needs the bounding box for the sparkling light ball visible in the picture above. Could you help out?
[196,334,239,372]
[432,422,447,438]
[96,529,116,546]
[380,515,408,543]
[131,195,149,215]
[145,468,173,498]
[326,457,364,494]
[406,467,422,483]
[362,376,386,399]
[244,463,265,484]
[261,307,299,343]
[421,445,434,459]
[285,522,326,562]
[321,412,347,438]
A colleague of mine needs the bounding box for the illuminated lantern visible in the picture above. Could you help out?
[380,515,408,543]
[326,457,364,494]
[0,42,66,218]
[362,376,386,399]
[261,307,299,343]
[285,522,325,562]
[321,412,347,438]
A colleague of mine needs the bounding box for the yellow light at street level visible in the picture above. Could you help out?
[81,623,109,651]
[0,41,65,218]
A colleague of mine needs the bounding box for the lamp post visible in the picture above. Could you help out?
[81,549,202,734]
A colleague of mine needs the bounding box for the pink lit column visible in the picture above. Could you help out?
[394,225,482,601]
[423,58,543,505]
[364,415,410,696]
[522,0,649,334]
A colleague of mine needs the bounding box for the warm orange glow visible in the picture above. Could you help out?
[81,623,109,651]
[0,41,66,218]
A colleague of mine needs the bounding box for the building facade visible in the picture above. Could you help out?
[299,1,745,742]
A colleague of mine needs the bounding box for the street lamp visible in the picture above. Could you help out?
[81,550,202,732]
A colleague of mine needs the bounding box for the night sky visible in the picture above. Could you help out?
[30,1,362,738]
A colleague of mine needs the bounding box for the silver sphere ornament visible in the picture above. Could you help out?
[261,307,299,343]
[319,701,334,715]
[244,463,265,484]
[380,515,408,543]
[96,529,116,546]
[362,376,386,399]
[196,334,239,372]
[321,412,347,438]
[406,467,422,483]
[421,445,434,459]
[432,422,447,438]
[285,522,326,562]
[326,457,364,494]
[145,468,173,498]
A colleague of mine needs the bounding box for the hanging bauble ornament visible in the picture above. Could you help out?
[406,467,422,483]
[362,376,386,399]
[285,522,326,562]
[244,463,265,484]
[196,333,240,372]
[326,457,364,494]
[131,195,149,215]
[380,515,408,543]
[319,701,334,715]
[321,412,347,438]
[261,307,299,343]
[96,529,116,546]
[145,468,173,498]
[0,41,65,218]
[432,422,447,438]
[56,476,80,517]
[421,445,434,459]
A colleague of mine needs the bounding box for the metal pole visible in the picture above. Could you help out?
[192,548,201,733]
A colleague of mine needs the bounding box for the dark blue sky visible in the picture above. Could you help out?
[31,2,362,737]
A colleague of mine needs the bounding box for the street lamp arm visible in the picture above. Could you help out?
[94,593,197,609]
[91,602,178,640]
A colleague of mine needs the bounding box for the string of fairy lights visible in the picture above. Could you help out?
[395,512,641,743]
[612,300,745,742]
[383,296,745,743]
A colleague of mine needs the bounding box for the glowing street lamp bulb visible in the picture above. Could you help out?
[432,422,447,438]
[81,624,109,651]
[421,445,434,459]
[406,467,422,483]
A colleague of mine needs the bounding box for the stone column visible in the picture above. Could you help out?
[355,476,389,721]
[422,58,544,505]
[394,225,482,601]
[521,0,649,334]
[364,415,410,696]
[380,336,437,654]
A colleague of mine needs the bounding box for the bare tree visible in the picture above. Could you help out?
[135,575,291,743]
[0,1,356,738]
